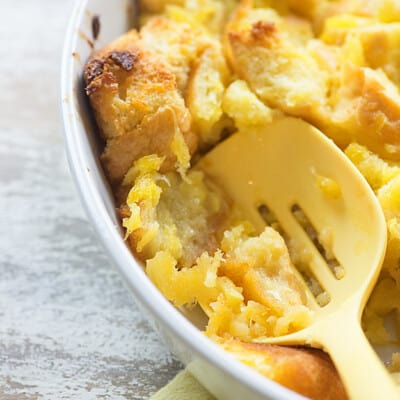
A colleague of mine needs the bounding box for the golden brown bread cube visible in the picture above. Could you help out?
[83,15,233,187]
[140,16,231,147]
[226,3,400,160]
[101,106,192,185]
[320,63,400,159]
[139,16,213,94]
[218,339,348,400]
[83,29,197,187]
[225,8,327,121]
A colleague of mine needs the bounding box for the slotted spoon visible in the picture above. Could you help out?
[198,116,398,399]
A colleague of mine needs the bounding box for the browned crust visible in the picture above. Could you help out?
[84,50,137,88]
[219,339,348,400]
[83,32,141,119]
[82,29,197,188]
[84,47,142,100]
[250,20,277,40]
[227,21,279,55]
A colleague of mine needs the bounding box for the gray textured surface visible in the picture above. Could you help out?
[0,1,182,398]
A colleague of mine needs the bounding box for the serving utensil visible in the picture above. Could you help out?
[198,116,398,399]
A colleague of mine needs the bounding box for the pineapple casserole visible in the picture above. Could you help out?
[83,0,400,398]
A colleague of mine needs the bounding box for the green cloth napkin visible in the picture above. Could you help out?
[151,370,216,400]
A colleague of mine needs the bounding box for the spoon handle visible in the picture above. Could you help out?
[320,312,399,400]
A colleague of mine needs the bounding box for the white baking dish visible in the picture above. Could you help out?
[60,1,306,399]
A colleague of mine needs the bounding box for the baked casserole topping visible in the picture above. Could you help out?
[84,0,400,398]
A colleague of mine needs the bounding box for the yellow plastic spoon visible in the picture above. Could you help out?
[198,116,398,399]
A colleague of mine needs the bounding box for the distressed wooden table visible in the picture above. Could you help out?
[0,1,182,398]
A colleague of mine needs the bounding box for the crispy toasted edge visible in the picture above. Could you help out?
[218,339,348,400]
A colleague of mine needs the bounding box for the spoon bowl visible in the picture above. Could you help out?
[198,116,398,399]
